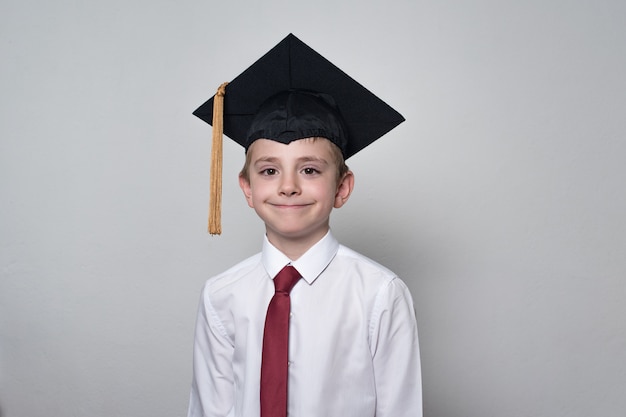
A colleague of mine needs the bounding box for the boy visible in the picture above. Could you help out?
[188,34,422,417]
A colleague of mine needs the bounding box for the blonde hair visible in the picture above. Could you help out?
[239,137,349,183]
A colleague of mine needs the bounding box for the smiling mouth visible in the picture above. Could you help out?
[270,203,311,209]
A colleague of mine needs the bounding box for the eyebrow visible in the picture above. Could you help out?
[253,156,330,166]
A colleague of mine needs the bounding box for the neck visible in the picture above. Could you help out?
[266,227,329,261]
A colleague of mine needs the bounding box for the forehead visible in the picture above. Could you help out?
[247,137,336,161]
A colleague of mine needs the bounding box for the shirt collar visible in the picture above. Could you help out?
[261,231,339,285]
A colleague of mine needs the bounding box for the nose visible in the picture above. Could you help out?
[279,172,300,196]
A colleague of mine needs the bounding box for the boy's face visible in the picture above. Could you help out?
[239,137,353,248]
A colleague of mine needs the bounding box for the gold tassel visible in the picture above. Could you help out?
[208,82,228,235]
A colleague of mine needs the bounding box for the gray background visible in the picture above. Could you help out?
[1,0,625,416]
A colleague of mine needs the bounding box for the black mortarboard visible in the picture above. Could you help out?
[194,33,405,234]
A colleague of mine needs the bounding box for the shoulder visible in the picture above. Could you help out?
[203,252,263,296]
[335,244,397,281]
[334,244,414,299]
[333,245,417,335]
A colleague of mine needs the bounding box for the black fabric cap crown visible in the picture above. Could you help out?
[193,33,405,159]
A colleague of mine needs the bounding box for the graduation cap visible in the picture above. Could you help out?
[194,33,405,234]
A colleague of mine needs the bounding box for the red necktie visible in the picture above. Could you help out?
[260,265,301,417]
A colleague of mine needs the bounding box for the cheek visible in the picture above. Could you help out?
[317,183,339,204]
[246,182,271,206]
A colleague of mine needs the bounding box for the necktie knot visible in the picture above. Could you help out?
[274,265,301,294]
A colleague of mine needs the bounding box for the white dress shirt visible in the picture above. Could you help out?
[187,231,422,417]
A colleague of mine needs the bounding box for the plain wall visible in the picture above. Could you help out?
[1,1,625,416]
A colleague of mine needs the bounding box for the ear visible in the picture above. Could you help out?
[239,174,255,208]
[334,170,355,208]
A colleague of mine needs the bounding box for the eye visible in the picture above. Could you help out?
[260,168,278,176]
[302,167,320,175]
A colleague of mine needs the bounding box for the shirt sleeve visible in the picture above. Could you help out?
[369,277,423,417]
[187,283,235,417]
